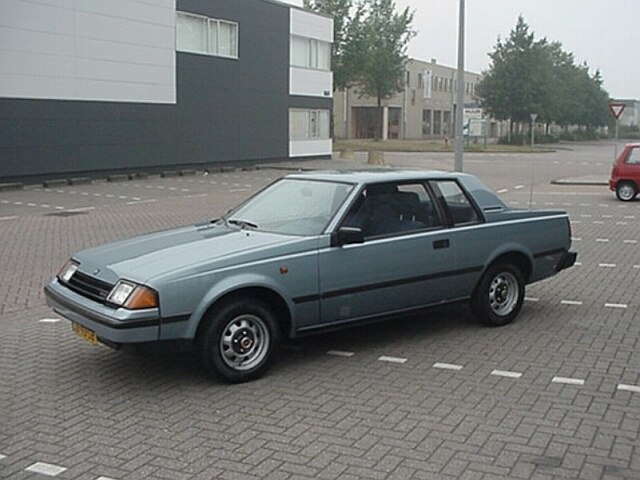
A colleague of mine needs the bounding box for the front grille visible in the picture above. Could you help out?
[64,271,114,304]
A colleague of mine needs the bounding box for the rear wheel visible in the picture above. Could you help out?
[197,299,279,383]
[471,263,525,327]
[616,181,637,202]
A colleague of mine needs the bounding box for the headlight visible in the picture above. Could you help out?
[107,280,159,310]
[58,260,78,283]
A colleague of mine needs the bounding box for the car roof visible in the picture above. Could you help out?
[285,168,470,185]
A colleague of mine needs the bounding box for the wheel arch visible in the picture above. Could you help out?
[483,248,533,282]
[193,286,293,343]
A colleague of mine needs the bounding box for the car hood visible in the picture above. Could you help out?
[73,223,311,285]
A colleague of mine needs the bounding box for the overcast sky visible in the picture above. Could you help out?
[285,0,638,100]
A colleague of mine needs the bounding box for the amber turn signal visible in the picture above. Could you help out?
[124,286,159,309]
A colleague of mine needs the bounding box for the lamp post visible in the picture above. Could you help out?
[454,0,465,172]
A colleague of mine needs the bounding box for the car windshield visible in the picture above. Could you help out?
[227,178,354,236]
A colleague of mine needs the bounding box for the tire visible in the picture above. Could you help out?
[471,263,525,327]
[197,299,280,383]
[616,181,637,202]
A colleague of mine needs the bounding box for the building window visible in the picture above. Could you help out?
[176,12,238,58]
[290,35,330,71]
[290,109,330,140]
[422,109,432,137]
[443,111,452,136]
[433,110,442,135]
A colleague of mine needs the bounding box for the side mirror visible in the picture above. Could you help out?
[331,227,364,247]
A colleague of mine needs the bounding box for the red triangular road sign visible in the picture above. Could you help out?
[609,103,626,119]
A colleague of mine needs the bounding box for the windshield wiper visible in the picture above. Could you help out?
[227,218,259,229]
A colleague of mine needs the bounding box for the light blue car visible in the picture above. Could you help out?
[45,170,576,382]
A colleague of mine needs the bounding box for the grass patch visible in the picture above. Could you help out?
[334,139,554,154]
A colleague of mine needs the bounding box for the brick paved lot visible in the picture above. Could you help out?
[1,142,638,479]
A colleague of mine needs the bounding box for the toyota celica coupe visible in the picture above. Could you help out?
[45,170,577,382]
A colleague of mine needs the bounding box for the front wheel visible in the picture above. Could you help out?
[197,299,280,383]
[616,181,637,202]
[471,263,525,327]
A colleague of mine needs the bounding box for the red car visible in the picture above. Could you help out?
[609,143,640,201]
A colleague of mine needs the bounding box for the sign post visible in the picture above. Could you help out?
[609,102,626,161]
[530,113,538,149]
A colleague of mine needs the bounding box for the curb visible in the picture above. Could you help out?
[0,182,24,192]
[551,179,608,186]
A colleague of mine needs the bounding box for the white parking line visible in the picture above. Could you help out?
[571,237,581,241]
[602,215,613,218]
[616,222,628,225]
[497,189,508,194]
[574,262,582,266]
[634,265,640,269]
[491,369,523,379]
[623,240,638,244]
[96,477,119,480]
[54,206,64,210]
[39,318,61,323]
[598,263,616,268]
[126,199,157,205]
[604,303,628,309]
[580,214,592,218]
[561,300,583,306]
[327,350,355,358]
[592,221,604,224]
[552,377,584,386]
[618,384,640,393]
[595,238,609,243]
[433,362,463,371]
[514,185,525,190]
[624,215,635,219]
[524,297,539,302]
[25,462,67,476]
[0,453,5,460]
[0,216,18,221]
[378,355,407,364]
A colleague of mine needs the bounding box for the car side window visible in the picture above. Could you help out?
[430,180,481,226]
[341,182,443,238]
[626,147,640,164]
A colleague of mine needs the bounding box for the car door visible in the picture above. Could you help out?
[317,181,456,325]
[428,179,485,299]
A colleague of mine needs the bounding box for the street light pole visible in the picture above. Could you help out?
[454,0,465,172]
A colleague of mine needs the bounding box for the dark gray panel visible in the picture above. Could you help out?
[289,96,333,110]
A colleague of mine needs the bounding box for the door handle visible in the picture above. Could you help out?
[433,239,450,249]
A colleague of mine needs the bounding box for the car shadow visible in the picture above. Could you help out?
[51,303,480,390]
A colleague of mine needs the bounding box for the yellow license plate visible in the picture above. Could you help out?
[72,322,98,346]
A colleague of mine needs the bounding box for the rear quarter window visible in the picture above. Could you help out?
[625,147,640,164]
[430,180,481,226]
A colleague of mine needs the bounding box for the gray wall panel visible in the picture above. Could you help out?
[0,0,291,180]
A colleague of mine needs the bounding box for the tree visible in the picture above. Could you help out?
[304,0,366,90]
[477,16,610,141]
[305,0,414,139]
[476,16,549,136]
[355,0,414,139]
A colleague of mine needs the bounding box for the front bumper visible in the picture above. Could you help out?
[556,251,577,272]
[44,278,160,344]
